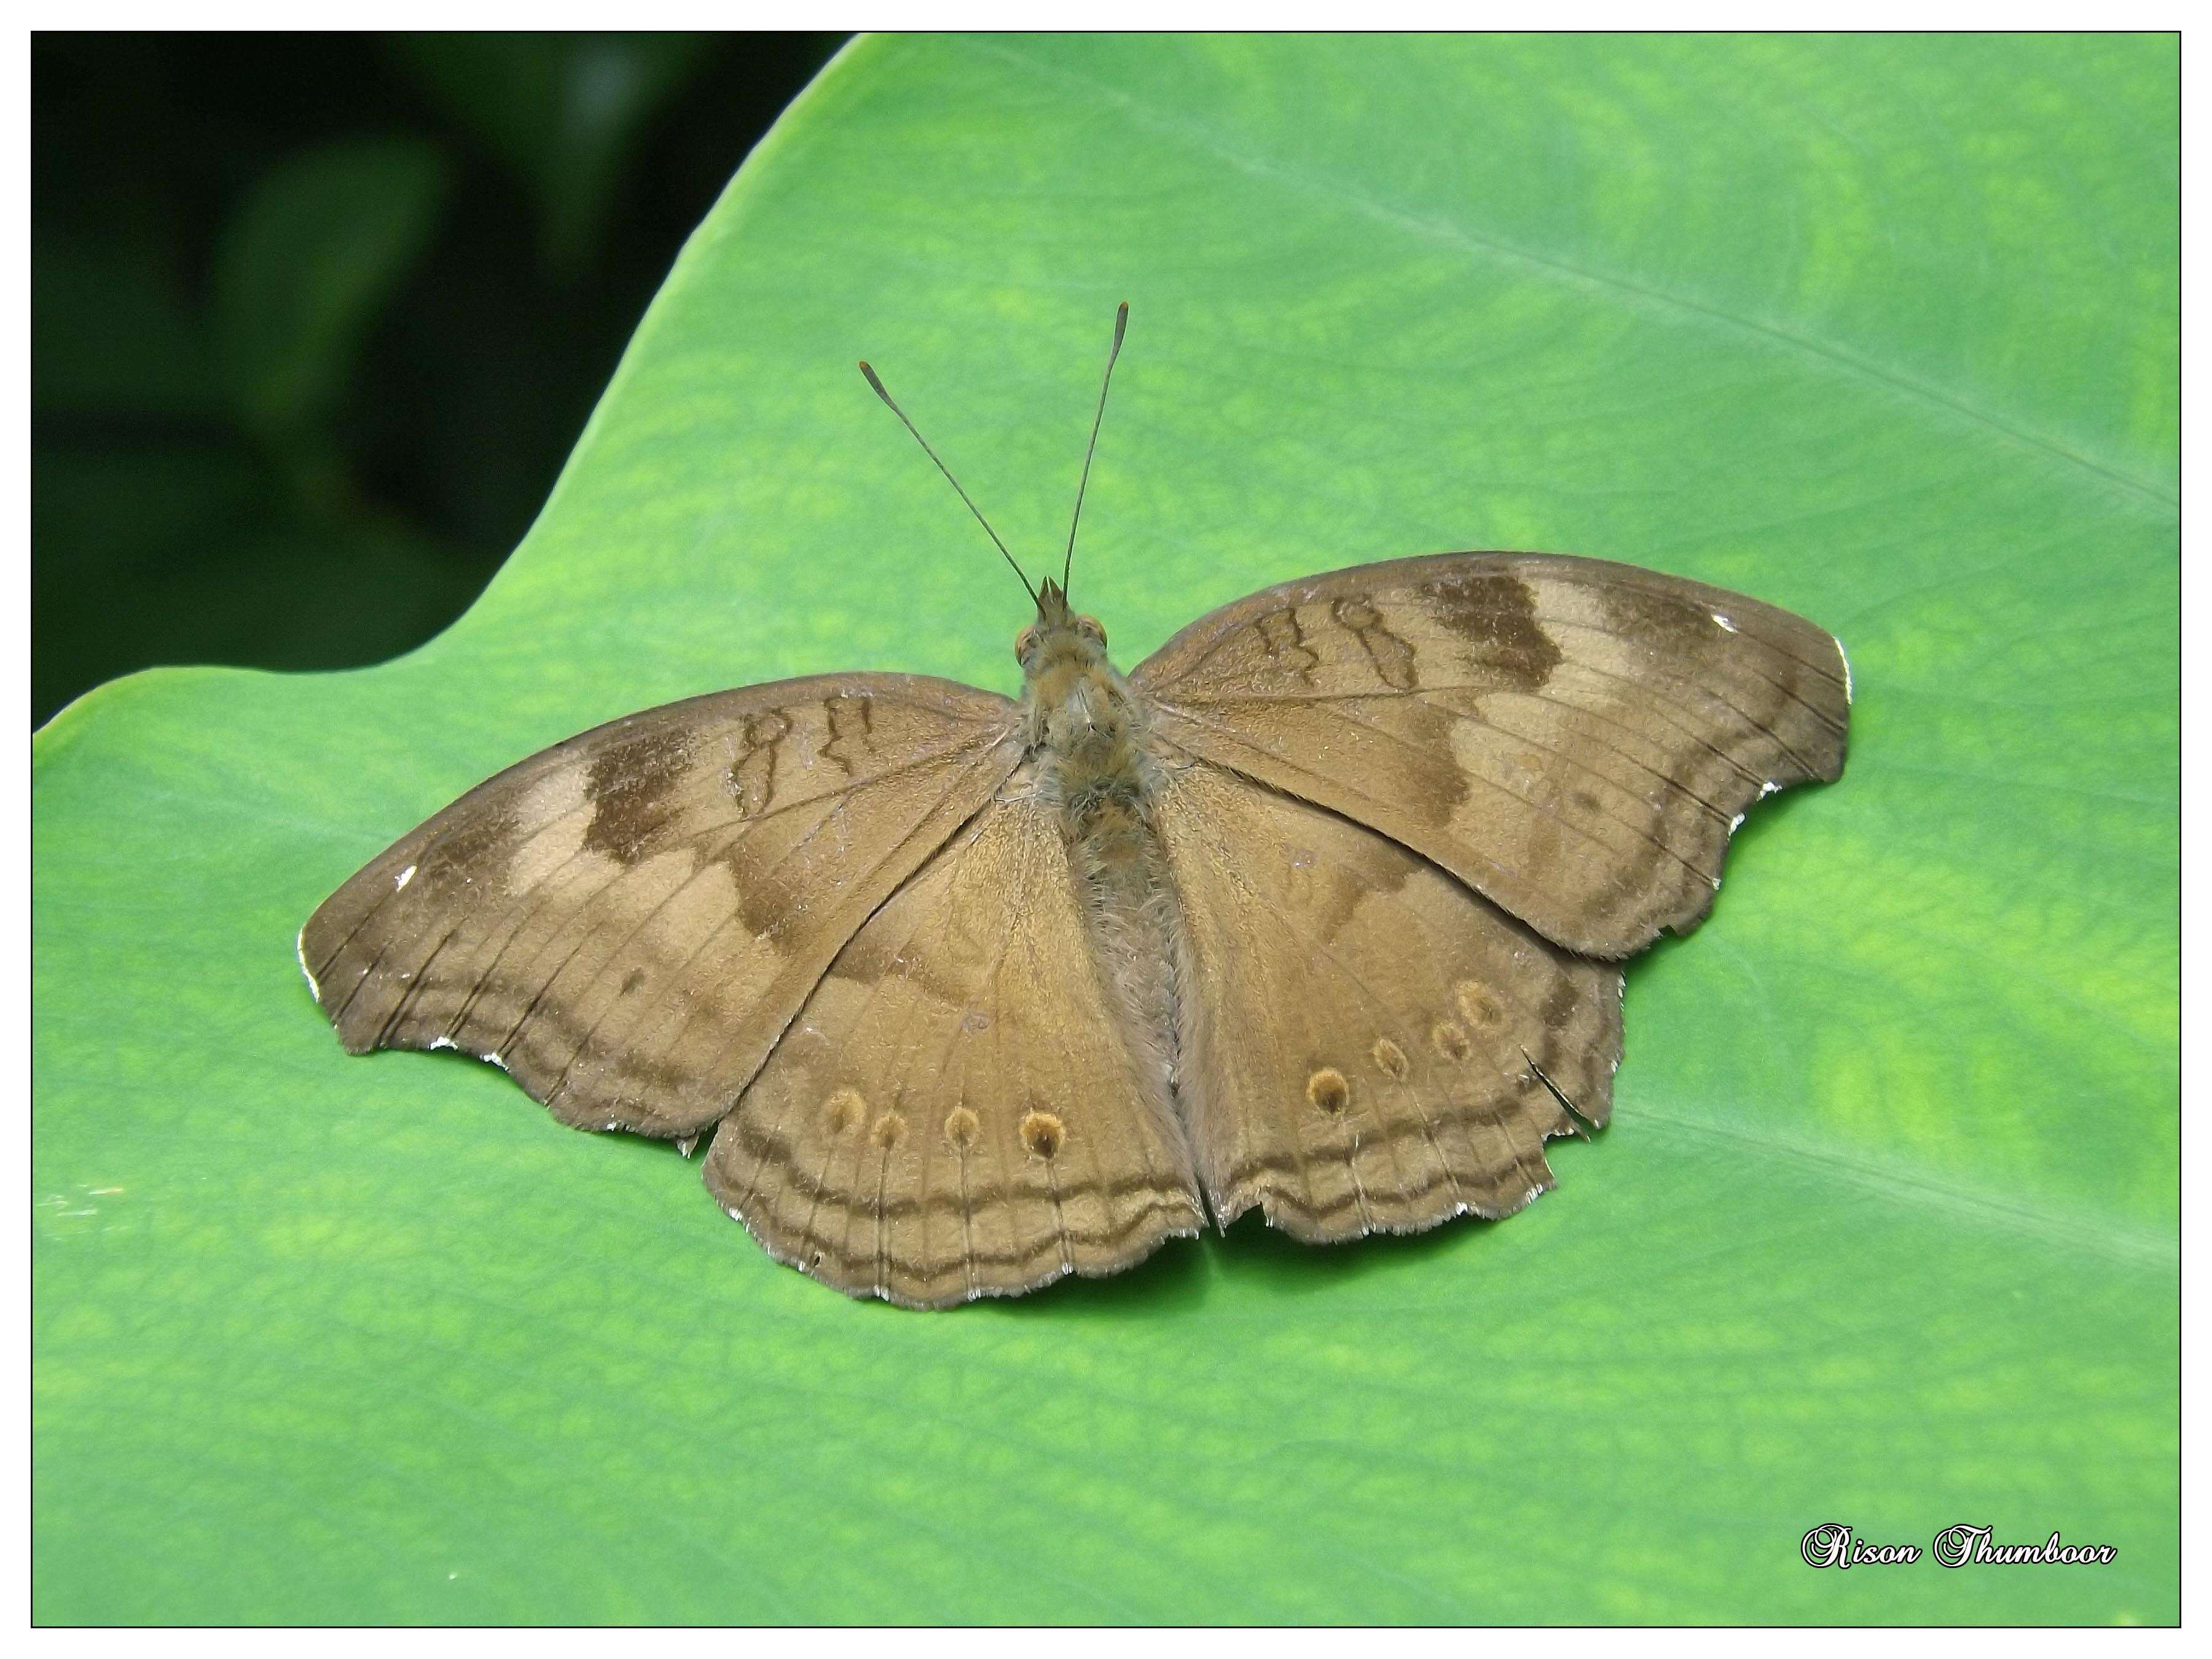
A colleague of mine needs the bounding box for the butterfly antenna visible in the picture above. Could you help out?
[858,359,1040,609]
[1062,301,1129,597]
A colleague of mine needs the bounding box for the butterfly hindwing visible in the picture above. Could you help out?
[704,772,1206,1308]
[299,675,1024,1139]
[1153,758,1623,1240]
[1132,552,1850,959]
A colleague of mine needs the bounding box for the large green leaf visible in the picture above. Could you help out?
[33,34,2176,1623]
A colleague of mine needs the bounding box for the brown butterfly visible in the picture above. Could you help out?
[300,305,1850,1308]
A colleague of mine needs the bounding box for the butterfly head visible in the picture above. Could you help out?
[1016,576,1110,675]
[1016,577,1130,761]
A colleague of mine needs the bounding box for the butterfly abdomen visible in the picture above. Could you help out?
[1062,788,1188,1134]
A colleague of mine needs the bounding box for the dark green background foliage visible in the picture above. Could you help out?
[32,32,839,725]
[34,35,2176,1623]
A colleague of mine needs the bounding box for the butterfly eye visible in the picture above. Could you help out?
[1075,614,1107,647]
[1014,624,1037,664]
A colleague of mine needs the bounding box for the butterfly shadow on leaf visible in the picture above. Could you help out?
[979,1125,1605,1320]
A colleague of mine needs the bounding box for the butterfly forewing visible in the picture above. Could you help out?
[300,675,1023,1138]
[703,774,1206,1308]
[1155,758,1622,1240]
[1132,552,1849,959]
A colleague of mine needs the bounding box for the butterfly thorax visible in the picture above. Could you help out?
[1016,584,1160,829]
[1027,651,1147,805]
